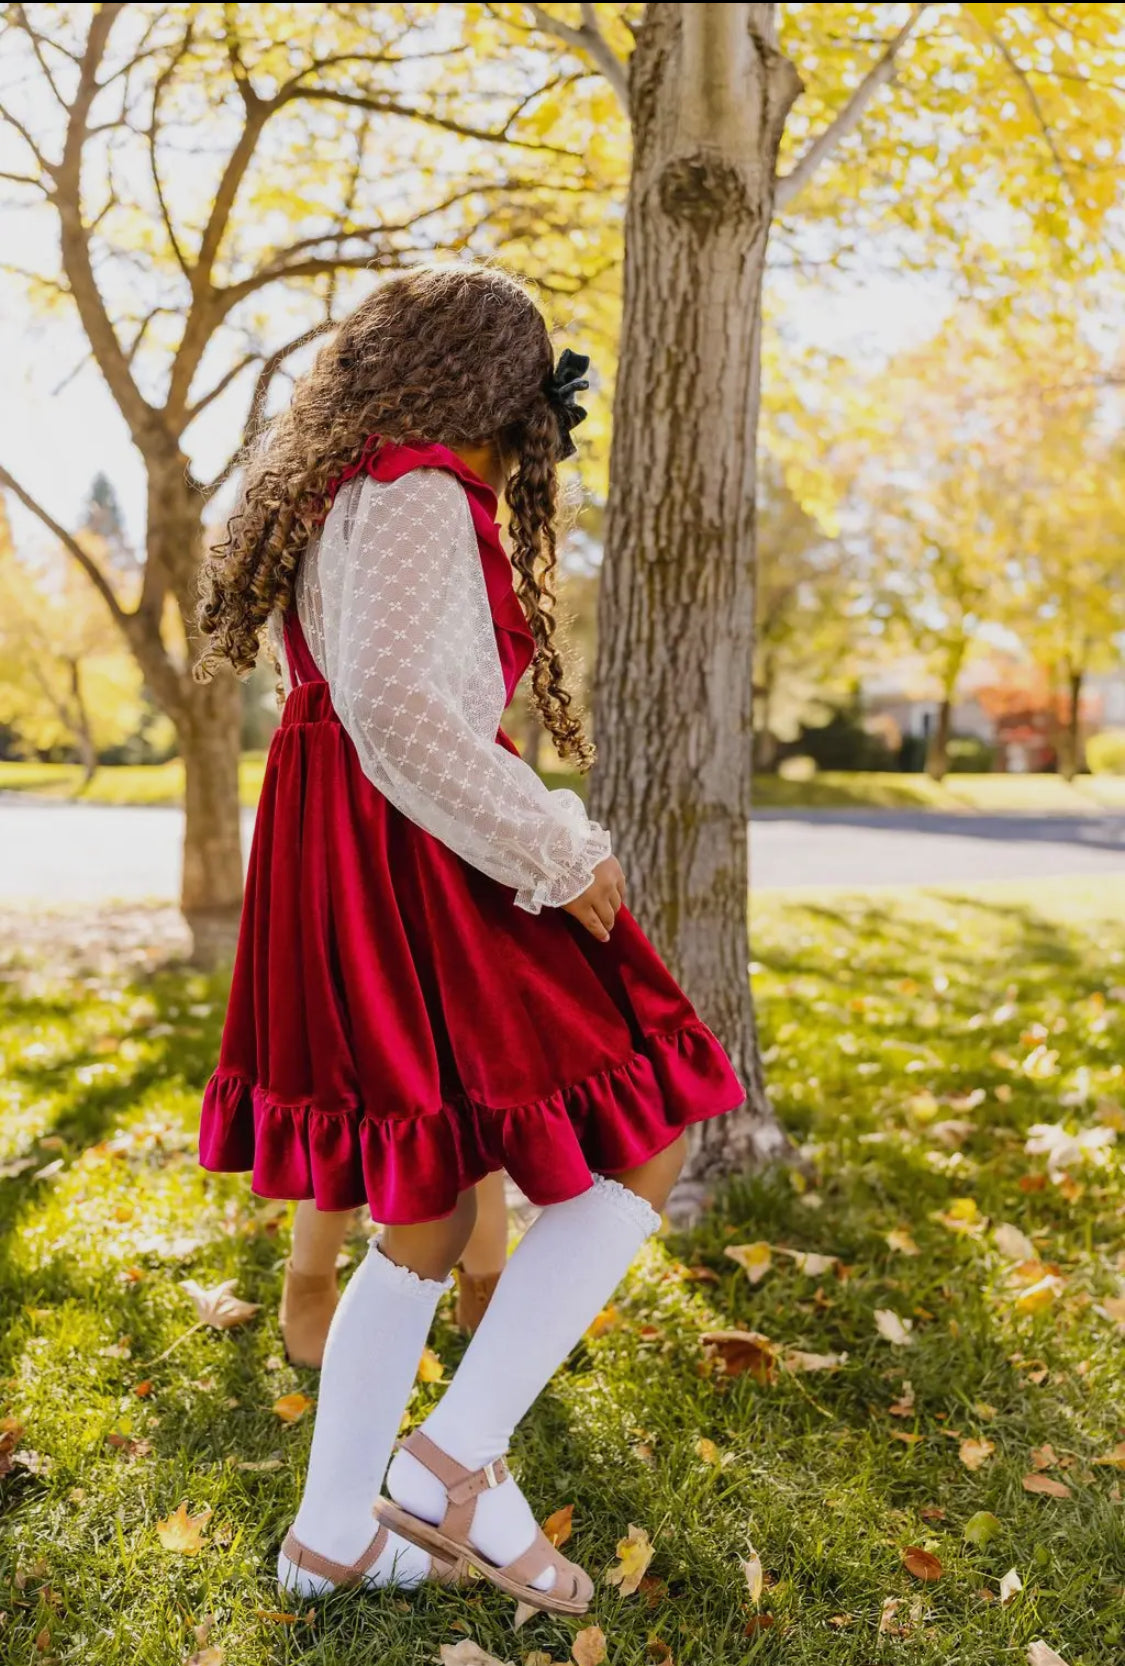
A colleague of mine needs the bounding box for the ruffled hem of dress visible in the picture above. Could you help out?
[197,1021,745,1225]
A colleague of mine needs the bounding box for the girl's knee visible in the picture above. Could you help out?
[381,1188,478,1282]
[606,1132,688,1213]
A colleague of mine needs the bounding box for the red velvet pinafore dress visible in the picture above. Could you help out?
[199,440,743,1223]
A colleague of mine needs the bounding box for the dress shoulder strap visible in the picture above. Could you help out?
[282,605,326,687]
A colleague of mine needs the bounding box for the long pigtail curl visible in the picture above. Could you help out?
[505,396,596,772]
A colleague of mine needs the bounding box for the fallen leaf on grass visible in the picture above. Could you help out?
[571,1628,606,1666]
[742,1547,764,1604]
[523,1655,554,1666]
[1029,1443,1058,1471]
[778,1248,837,1276]
[1000,1568,1022,1605]
[725,1242,772,1284]
[605,1523,654,1596]
[438,1645,513,1666]
[1093,1443,1125,1469]
[1027,1644,1070,1666]
[235,1458,283,1472]
[782,1349,847,1373]
[889,1380,916,1417]
[417,1348,444,1383]
[743,1615,774,1635]
[963,1511,1002,1545]
[935,1197,986,1235]
[645,1641,674,1664]
[273,1393,313,1424]
[886,1228,920,1256]
[874,1309,913,1347]
[1022,1473,1072,1499]
[995,1223,1036,1261]
[701,1330,776,1384]
[902,1546,943,1582]
[1015,1275,1066,1315]
[586,1305,618,1338]
[181,1279,261,1330]
[106,1433,152,1460]
[512,1603,537,1631]
[156,1502,212,1554]
[1099,1296,1125,1325]
[254,1610,298,1624]
[184,1650,223,1666]
[542,1504,574,1547]
[879,1596,906,1636]
[959,1438,995,1471]
[695,1438,720,1465]
[890,1431,924,1446]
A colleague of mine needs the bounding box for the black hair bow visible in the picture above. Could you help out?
[546,348,590,460]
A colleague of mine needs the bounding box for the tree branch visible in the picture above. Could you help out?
[281,85,588,158]
[525,3,631,113]
[775,4,929,210]
[203,319,337,493]
[0,463,126,625]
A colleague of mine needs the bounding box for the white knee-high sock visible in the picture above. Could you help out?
[280,1238,449,1596]
[386,1175,659,1589]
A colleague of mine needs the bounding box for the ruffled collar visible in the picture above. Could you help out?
[332,438,536,683]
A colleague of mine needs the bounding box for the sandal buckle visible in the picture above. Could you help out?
[483,1460,501,1489]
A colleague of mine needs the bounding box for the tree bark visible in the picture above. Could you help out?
[144,455,244,964]
[1061,665,1084,780]
[67,658,99,791]
[591,4,800,1179]
[925,696,952,781]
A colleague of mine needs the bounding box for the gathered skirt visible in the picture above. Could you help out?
[199,680,744,1223]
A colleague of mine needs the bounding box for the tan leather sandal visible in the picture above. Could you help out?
[279,1522,464,1592]
[454,1267,502,1334]
[279,1261,339,1368]
[373,1430,593,1616]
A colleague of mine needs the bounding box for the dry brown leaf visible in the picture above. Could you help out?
[879,1596,905,1636]
[724,1242,772,1284]
[959,1438,995,1471]
[523,1655,555,1666]
[695,1438,720,1465]
[34,1630,51,1656]
[155,1502,212,1555]
[701,1330,776,1384]
[1022,1473,1072,1499]
[571,1628,607,1666]
[999,1568,1023,1606]
[1027,1644,1070,1666]
[273,1393,314,1424]
[1015,1275,1065,1314]
[438,1644,513,1666]
[889,1380,916,1417]
[181,1279,260,1331]
[1092,1442,1125,1469]
[604,1523,655,1597]
[885,1228,920,1255]
[542,1504,574,1547]
[512,1603,537,1632]
[1100,1295,1125,1324]
[254,1610,298,1624]
[185,1649,224,1666]
[1030,1443,1058,1471]
[417,1348,444,1383]
[743,1615,775,1635]
[891,1431,924,1445]
[902,1546,943,1582]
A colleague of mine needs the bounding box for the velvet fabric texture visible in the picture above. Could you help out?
[199,441,744,1223]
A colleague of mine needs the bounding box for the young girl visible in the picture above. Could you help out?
[196,265,743,1615]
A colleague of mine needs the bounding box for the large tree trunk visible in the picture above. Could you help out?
[591,3,800,1179]
[142,455,244,965]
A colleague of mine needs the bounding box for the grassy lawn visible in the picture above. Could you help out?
[1,879,1123,1665]
[5,757,1125,815]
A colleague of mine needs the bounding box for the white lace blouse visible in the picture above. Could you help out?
[276,467,612,914]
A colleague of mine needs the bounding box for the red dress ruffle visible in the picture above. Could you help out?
[199,441,743,1223]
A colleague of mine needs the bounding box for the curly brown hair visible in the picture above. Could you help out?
[195,263,593,768]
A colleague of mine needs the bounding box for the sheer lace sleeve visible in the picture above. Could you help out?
[294,467,612,913]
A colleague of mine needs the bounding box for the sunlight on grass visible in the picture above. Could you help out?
[0,879,1122,1664]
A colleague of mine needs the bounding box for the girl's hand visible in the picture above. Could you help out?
[563,856,626,942]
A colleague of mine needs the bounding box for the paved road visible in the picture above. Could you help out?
[2,798,1125,902]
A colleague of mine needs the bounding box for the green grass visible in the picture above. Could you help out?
[6,757,1125,814]
[1,879,1123,1664]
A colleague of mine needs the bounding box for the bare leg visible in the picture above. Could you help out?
[290,1199,354,1276]
[461,1171,508,1276]
[604,1130,687,1212]
[381,1185,478,1282]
